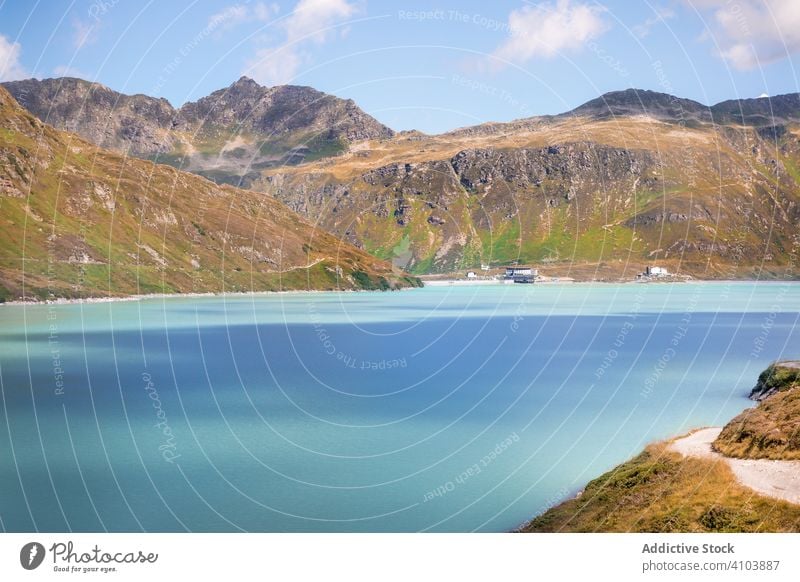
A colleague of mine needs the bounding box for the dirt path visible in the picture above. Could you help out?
[670,428,800,505]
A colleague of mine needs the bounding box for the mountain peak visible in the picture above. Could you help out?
[231,75,261,89]
[565,88,710,121]
[1,75,394,176]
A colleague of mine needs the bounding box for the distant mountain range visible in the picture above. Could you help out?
[4,77,800,279]
[563,88,800,126]
[0,85,417,301]
[3,76,392,188]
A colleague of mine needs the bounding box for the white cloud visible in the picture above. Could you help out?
[246,47,302,86]
[72,19,97,50]
[284,0,355,43]
[208,4,250,29]
[53,64,89,78]
[687,0,800,70]
[208,2,280,33]
[245,0,356,85]
[0,34,27,81]
[632,7,675,39]
[254,2,281,22]
[490,0,608,67]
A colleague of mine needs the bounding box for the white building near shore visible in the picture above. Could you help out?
[646,266,669,276]
[504,267,537,283]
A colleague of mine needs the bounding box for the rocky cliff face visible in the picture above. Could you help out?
[261,143,668,273]
[261,123,800,277]
[2,76,393,185]
[4,77,177,154]
[179,77,391,142]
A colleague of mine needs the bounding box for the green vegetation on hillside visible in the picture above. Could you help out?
[751,362,800,399]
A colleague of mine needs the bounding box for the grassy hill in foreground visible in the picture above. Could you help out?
[713,362,800,460]
[0,86,419,301]
[522,443,800,533]
[522,362,800,533]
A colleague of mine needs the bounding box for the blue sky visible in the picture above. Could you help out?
[1,0,799,133]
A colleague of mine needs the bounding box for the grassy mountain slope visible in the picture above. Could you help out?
[0,86,418,301]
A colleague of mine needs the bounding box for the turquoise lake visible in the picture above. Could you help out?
[1,282,798,532]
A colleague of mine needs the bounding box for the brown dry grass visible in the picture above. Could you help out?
[522,442,800,533]
[714,383,800,460]
[264,116,739,181]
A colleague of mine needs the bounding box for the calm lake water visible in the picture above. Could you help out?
[1,282,798,532]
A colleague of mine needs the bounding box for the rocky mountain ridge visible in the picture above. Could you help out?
[559,88,800,128]
[2,76,393,186]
